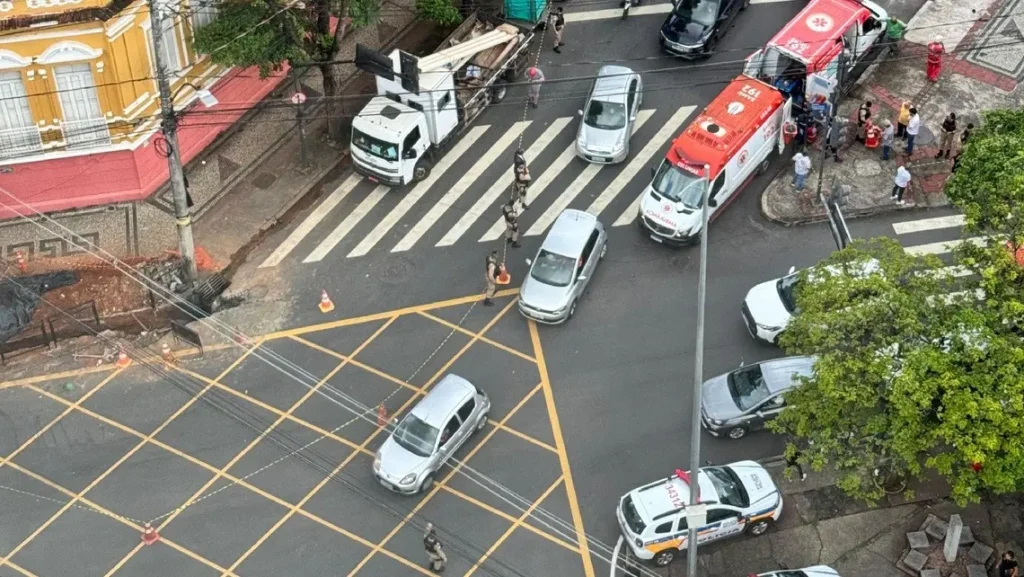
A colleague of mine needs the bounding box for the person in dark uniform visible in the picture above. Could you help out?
[502,199,521,248]
[424,523,447,573]
[513,148,531,210]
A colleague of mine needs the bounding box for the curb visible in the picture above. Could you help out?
[257,150,351,235]
[759,179,949,227]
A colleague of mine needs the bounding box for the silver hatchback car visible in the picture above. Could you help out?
[576,65,643,164]
[519,209,608,324]
[700,356,815,440]
[373,374,490,494]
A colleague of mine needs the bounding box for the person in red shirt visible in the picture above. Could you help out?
[926,36,945,82]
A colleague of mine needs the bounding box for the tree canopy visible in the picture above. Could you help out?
[772,237,1024,504]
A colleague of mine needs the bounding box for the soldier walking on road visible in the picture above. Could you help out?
[527,67,544,108]
[551,8,566,53]
[502,199,522,248]
[424,523,447,573]
[484,251,498,306]
[513,148,531,210]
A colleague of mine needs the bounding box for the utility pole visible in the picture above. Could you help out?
[686,164,712,577]
[149,0,198,286]
[292,73,308,168]
[815,41,848,205]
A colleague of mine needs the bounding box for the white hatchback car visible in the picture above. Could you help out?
[758,566,840,577]
[616,461,782,567]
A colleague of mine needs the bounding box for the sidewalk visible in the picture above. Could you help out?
[615,460,1024,577]
[761,0,1024,225]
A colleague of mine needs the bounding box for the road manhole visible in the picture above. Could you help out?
[381,256,414,285]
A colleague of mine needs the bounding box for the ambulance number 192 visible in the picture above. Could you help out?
[739,85,760,102]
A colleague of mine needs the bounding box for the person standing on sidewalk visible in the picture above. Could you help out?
[886,15,907,51]
[892,165,911,205]
[423,523,447,573]
[527,67,544,108]
[502,199,522,248]
[905,107,920,154]
[937,112,958,158]
[551,8,565,53]
[856,101,872,143]
[792,151,811,191]
[999,551,1019,577]
[826,118,846,162]
[897,101,911,139]
[881,119,895,160]
[484,251,498,307]
[926,36,945,82]
[960,122,974,148]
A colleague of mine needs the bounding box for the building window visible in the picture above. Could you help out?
[0,71,42,158]
[158,15,182,73]
[190,0,217,31]
[54,63,110,149]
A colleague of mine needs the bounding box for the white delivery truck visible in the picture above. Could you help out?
[350,13,534,186]
[638,76,791,246]
[742,0,889,117]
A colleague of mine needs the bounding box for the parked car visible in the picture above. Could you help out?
[757,567,840,577]
[373,374,490,494]
[700,356,815,439]
[576,65,643,164]
[519,209,608,324]
[660,0,749,57]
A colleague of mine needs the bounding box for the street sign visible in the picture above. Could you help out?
[291,92,307,105]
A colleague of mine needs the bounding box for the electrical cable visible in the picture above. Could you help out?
[0,189,666,577]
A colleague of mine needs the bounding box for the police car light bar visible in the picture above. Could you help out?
[675,469,691,483]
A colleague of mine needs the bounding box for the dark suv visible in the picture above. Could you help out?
[659,0,749,57]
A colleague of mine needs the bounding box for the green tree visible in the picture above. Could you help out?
[193,0,377,140]
[415,0,461,26]
[772,238,1024,504]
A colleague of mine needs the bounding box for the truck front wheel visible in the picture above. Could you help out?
[414,160,432,182]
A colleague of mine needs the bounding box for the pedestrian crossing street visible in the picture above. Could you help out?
[259,105,698,269]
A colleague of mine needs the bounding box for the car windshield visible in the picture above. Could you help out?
[530,249,577,287]
[584,100,627,130]
[727,366,771,412]
[651,160,705,207]
[776,274,801,313]
[391,414,438,457]
[704,467,749,508]
[352,129,398,161]
[673,0,719,27]
[621,495,646,534]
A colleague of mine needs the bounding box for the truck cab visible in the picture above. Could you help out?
[742,0,888,117]
[352,98,434,186]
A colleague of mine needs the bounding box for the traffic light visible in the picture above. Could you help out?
[830,180,851,207]
[398,50,420,94]
[355,43,395,80]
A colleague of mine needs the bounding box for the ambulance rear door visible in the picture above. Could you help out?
[777,97,793,154]
[744,49,765,79]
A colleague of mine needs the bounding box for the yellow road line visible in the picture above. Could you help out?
[464,476,565,577]
[488,420,558,453]
[3,460,238,576]
[438,484,579,553]
[0,345,258,572]
[3,558,40,577]
[288,336,421,393]
[416,311,536,363]
[0,368,124,468]
[103,318,397,577]
[261,289,520,340]
[529,321,596,577]
[345,382,544,577]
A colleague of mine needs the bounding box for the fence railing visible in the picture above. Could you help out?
[61,117,111,149]
[0,125,44,159]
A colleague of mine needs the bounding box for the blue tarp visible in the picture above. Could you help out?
[504,0,547,24]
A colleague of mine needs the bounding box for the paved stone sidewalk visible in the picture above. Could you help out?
[761,0,1024,225]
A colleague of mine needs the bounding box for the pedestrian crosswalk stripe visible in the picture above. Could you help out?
[527,110,656,236]
[612,183,647,227]
[586,106,695,218]
[260,173,362,268]
[903,236,987,256]
[892,214,965,235]
[480,139,579,242]
[393,121,531,253]
[347,125,490,258]
[304,185,389,263]
[438,118,572,247]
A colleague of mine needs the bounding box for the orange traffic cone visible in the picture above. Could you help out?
[318,290,335,313]
[141,523,160,545]
[376,403,389,427]
[495,264,511,285]
[160,342,176,364]
[115,349,131,368]
[14,250,26,273]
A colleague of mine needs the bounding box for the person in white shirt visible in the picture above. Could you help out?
[905,107,921,154]
[792,152,812,191]
[892,165,911,205]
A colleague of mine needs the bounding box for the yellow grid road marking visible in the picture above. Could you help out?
[438,484,579,553]
[464,476,565,577]
[345,381,543,577]
[530,321,596,577]
[3,559,39,577]
[415,311,536,363]
[0,346,258,575]
[101,317,398,577]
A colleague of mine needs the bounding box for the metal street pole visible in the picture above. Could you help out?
[686,163,712,577]
[293,73,308,168]
[148,0,198,286]
[816,42,847,205]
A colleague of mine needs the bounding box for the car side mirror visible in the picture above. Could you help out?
[525,258,532,266]
[630,116,637,122]
[577,275,587,282]
[788,265,796,274]
[403,149,417,159]
[708,198,718,208]
[577,109,583,116]
[756,411,764,419]
[650,166,656,177]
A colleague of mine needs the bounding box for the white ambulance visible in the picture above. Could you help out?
[638,76,791,246]
[616,462,783,567]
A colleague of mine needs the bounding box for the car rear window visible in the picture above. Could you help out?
[530,250,576,287]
